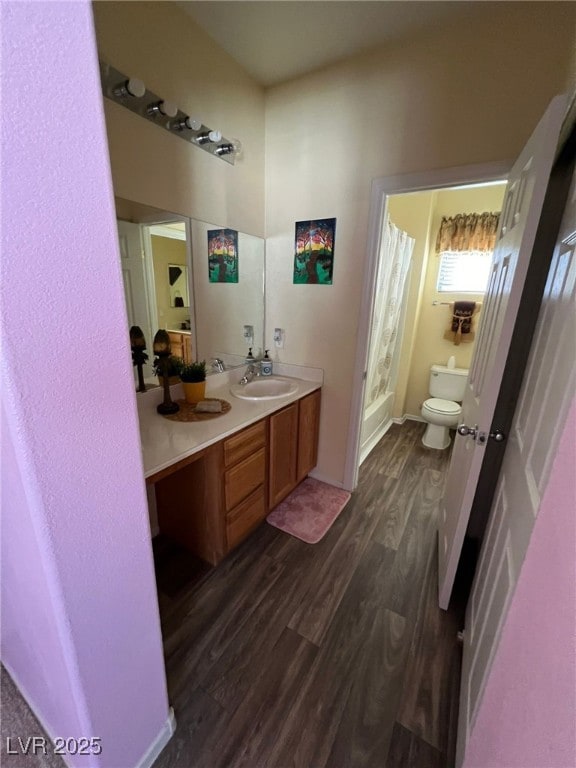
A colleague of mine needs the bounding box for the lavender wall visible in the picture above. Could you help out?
[1,2,169,766]
[1,406,87,749]
[463,397,576,768]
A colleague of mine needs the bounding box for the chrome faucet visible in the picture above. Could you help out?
[239,362,260,385]
[211,357,225,373]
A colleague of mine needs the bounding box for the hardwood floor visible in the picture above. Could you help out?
[1,421,466,768]
[155,420,465,768]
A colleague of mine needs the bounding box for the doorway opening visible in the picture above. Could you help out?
[116,206,195,389]
[359,180,507,467]
[345,162,511,491]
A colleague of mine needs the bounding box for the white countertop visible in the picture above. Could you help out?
[137,365,323,479]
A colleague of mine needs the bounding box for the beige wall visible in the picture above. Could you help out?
[402,184,507,418]
[92,1,265,236]
[150,235,189,332]
[94,1,574,488]
[190,222,265,362]
[265,3,574,485]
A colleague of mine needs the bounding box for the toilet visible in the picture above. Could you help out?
[421,364,469,449]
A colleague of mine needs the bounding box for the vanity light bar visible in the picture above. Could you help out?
[99,62,239,165]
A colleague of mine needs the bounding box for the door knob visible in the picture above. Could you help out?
[458,425,507,443]
[475,429,508,444]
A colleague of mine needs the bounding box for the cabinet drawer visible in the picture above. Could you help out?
[224,420,266,467]
[225,447,266,510]
[226,486,266,550]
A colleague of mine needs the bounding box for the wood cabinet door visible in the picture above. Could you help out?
[183,334,193,364]
[269,402,298,508]
[167,332,184,360]
[297,389,321,483]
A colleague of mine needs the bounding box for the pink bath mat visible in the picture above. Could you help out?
[267,478,351,544]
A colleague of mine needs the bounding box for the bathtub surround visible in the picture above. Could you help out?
[360,215,414,459]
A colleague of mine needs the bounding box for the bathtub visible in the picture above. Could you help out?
[359,390,394,464]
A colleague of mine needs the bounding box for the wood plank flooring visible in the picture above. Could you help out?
[1,421,466,768]
[155,420,465,768]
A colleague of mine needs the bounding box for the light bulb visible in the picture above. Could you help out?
[172,116,202,132]
[195,129,222,145]
[147,100,177,118]
[113,77,145,99]
[214,138,242,157]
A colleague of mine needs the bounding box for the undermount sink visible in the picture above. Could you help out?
[230,376,299,401]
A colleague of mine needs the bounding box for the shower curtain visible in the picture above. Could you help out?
[365,215,415,407]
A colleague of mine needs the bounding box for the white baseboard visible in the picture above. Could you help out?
[4,660,176,768]
[136,707,176,768]
[308,469,345,489]
[397,414,425,423]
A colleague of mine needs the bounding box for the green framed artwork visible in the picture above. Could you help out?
[293,218,336,284]
[208,228,239,283]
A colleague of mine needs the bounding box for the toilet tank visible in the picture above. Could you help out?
[429,364,469,401]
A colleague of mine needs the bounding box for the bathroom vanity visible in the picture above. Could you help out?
[166,330,193,364]
[138,371,322,565]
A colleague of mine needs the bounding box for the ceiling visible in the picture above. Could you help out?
[178,1,497,87]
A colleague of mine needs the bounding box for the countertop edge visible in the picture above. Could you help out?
[140,377,322,479]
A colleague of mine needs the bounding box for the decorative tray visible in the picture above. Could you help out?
[161,398,231,422]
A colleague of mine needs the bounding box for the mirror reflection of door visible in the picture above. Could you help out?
[114,197,266,374]
[148,223,192,334]
[117,220,156,383]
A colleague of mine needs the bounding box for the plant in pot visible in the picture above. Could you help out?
[153,355,184,386]
[180,360,207,404]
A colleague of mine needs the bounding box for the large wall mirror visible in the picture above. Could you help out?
[115,197,265,384]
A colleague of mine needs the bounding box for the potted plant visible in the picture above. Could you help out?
[180,360,207,404]
[153,355,184,387]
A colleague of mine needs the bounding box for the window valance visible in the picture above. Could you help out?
[435,212,501,253]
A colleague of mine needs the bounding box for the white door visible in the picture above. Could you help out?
[438,95,566,610]
[117,220,155,381]
[456,156,576,766]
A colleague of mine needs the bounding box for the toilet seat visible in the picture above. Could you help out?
[423,397,461,415]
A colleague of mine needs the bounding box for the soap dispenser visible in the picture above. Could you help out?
[260,350,273,376]
[245,348,254,365]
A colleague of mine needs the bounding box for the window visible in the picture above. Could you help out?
[436,250,492,293]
